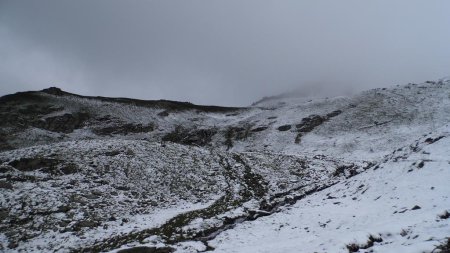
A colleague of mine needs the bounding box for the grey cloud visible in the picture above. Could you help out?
[1,0,450,106]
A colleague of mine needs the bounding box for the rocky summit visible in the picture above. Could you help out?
[1,78,449,253]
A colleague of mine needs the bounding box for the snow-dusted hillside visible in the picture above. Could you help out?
[0,78,449,252]
[208,126,450,253]
[0,139,365,252]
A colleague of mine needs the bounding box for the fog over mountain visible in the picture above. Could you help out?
[1,0,450,106]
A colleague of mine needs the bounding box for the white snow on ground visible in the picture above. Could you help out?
[229,80,450,161]
[207,126,450,253]
[15,201,213,253]
[0,140,228,252]
[1,78,450,252]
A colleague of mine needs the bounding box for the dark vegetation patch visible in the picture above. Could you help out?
[0,209,8,221]
[105,150,121,156]
[59,163,78,174]
[94,123,154,136]
[224,128,234,150]
[0,180,13,190]
[232,154,268,200]
[433,238,450,253]
[251,126,268,132]
[0,91,63,131]
[346,234,383,252]
[0,91,47,105]
[9,157,61,172]
[295,110,342,143]
[32,112,90,133]
[0,87,244,151]
[425,136,445,144]
[326,110,343,118]
[90,115,154,136]
[72,220,101,231]
[277,125,292,131]
[230,126,252,140]
[223,125,253,150]
[8,157,77,175]
[295,115,327,132]
[163,126,217,146]
[439,210,450,220]
[157,110,170,117]
[332,164,359,178]
[346,243,360,252]
[0,134,13,152]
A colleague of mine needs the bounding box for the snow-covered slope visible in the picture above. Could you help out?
[0,78,449,252]
[0,139,365,252]
[208,126,450,253]
[227,79,450,161]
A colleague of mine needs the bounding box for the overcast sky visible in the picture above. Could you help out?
[1,1,450,106]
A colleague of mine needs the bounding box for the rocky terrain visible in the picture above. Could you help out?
[0,78,449,252]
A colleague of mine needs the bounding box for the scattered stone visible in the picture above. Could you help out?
[417,160,425,168]
[296,115,326,132]
[33,112,90,133]
[8,241,19,249]
[163,126,217,146]
[438,210,450,219]
[84,194,99,200]
[94,123,154,136]
[73,220,100,231]
[294,110,342,143]
[0,209,8,220]
[411,205,421,210]
[158,111,169,117]
[60,163,78,174]
[91,189,103,196]
[251,126,268,132]
[8,157,60,172]
[0,165,14,173]
[0,180,13,190]
[277,125,291,131]
[326,110,343,118]
[57,205,71,213]
[116,185,130,191]
[58,220,70,227]
[126,149,135,156]
[117,246,174,253]
[105,150,121,156]
[424,136,445,144]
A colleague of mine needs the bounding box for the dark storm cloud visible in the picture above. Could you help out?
[1,1,450,106]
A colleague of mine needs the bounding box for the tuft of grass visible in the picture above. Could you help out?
[438,210,450,220]
[346,234,383,252]
[346,243,359,252]
[433,238,450,253]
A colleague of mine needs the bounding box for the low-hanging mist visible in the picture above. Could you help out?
[1,0,450,106]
